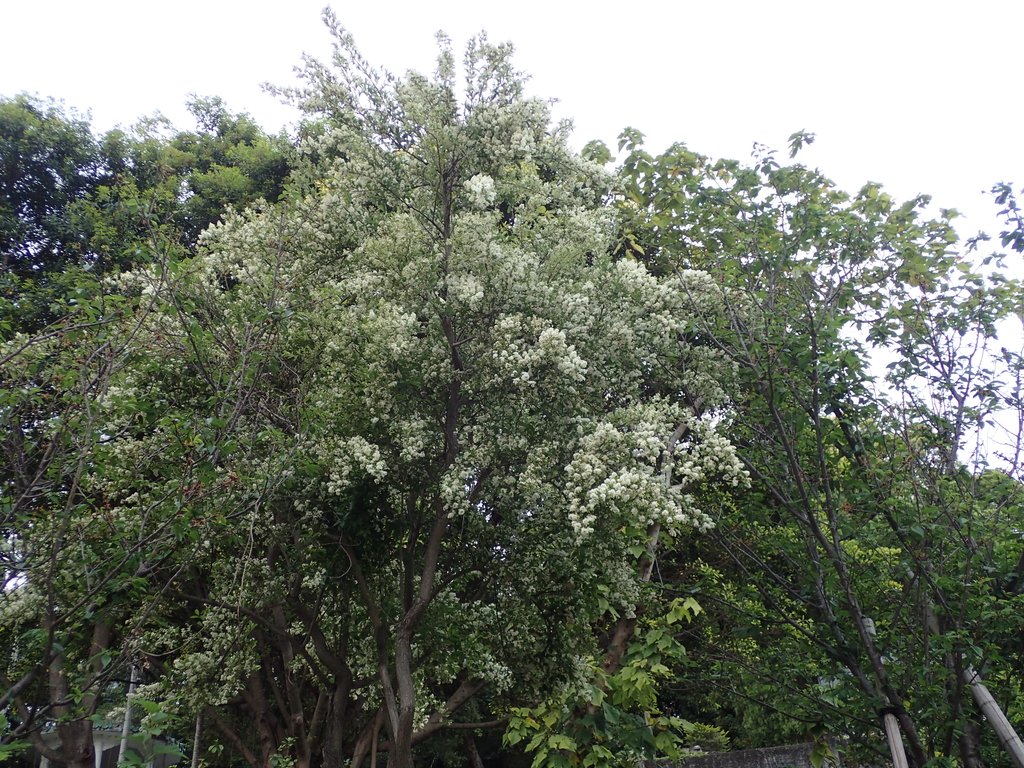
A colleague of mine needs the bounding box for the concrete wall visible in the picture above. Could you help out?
[651,742,835,768]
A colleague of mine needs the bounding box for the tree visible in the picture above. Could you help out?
[0,274,193,768]
[65,96,291,272]
[85,19,747,768]
[0,92,292,339]
[615,130,1024,766]
[12,16,1022,768]
[0,95,101,274]
[0,95,106,333]
[0,96,292,768]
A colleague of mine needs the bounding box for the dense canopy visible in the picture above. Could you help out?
[2,14,1023,768]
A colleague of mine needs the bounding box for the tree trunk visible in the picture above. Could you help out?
[350,710,385,768]
[463,732,485,768]
[206,706,260,768]
[321,683,350,768]
[56,719,96,768]
[959,718,984,768]
[387,628,416,768]
[47,621,110,768]
[190,712,203,768]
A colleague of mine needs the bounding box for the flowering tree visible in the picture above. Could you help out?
[0,93,293,768]
[615,131,1024,767]
[75,18,746,768]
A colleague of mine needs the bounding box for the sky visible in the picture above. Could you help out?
[3,0,1022,239]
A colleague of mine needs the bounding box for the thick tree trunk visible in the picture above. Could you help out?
[56,719,96,768]
[47,621,109,768]
[239,673,284,768]
[387,628,416,768]
[321,683,350,768]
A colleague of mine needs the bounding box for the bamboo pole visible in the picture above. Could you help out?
[190,713,202,768]
[882,711,910,768]
[963,666,1024,768]
[863,617,913,768]
[117,666,138,767]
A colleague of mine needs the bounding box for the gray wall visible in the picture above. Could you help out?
[651,742,835,768]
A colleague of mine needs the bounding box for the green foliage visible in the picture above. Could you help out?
[786,129,816,158]
[5,15,1024,768]
[0,87,291,765]
[505,598,703,767]
[0,92,291,338]
[615,127,1024,764]
[1,22,745,768]
[990,182,1024,254]
[683,722,730,752]
[0,713,28,764]
[0,94,100,273]
[0,95,106,332]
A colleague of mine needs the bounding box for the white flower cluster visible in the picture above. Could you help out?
[301,566,328,592]
[490,315,588,389]
[107,265,164,298]
[362,304,421,359]
[448,272,485,305]
[463,173,497,209]
[478,655,515,694]
[165,607,261,707]
[0,582,43,629]
[440,462,478,516]
[563,408,747,543]
[394,417,432,462]
[671,269,724,312]
[564,421,678,542]
[562,654,601,699]
[312,294,444,425]
[318,435,388,495]
[466,98,551,168]
[428,594,517,693]
[96,381,139,412]
[673,426,748,489]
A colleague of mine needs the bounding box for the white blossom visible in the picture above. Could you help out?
[463,173,496,208]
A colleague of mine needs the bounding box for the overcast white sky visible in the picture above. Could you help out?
[3,0,1022,238]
